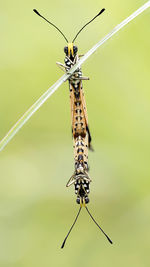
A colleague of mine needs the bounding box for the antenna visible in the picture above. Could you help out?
[85,206,113,244]
[61,206,81,248]
[33,9,68,43]
[72,8,105,43]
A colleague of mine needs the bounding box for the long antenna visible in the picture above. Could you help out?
[61,206,82,248]
[85,206,113,244]
[33,9,68,43]
[72,8,105,43]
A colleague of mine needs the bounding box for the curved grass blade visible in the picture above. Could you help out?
[0,73,70,152]
[0,1,150,151]
[69,1,150,72]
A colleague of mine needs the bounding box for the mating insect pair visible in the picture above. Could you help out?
[33,8,113,248]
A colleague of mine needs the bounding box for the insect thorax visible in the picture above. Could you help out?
[64,56,82,81]
[75,178,90,205]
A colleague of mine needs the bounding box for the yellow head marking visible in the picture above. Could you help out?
[80,198,86,207]
[68,43,74,57]
[83,198,86,207]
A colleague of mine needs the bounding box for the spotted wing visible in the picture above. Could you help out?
[79,81,93,150]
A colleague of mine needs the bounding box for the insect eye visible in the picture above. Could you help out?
[64,46,68,54]
[73,46,78,54]
[85,197,89,204]
[76,197,80,204]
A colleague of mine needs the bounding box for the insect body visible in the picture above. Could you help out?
[33,8,113,248]
[63,43,91,206]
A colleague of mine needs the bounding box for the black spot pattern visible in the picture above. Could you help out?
[78,155,83,161]
[74,179,90,195]
[77,148,84,153]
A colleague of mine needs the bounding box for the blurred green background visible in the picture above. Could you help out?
[1,0,150,266]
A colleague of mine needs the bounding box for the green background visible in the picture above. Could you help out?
[1,0,150,266]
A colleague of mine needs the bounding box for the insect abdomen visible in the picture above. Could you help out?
[74,135,88,171]
[71,82,87,137]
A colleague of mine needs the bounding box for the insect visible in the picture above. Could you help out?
[33,9,113,248]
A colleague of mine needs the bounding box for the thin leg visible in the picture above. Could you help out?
[70,77,90,81]
[65,56,73,64]
[56,62,68,72]
[79,76,90,80]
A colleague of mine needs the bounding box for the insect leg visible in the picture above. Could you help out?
[56,62,68,72]
[66,175,77,187]
[70,77,89,81]
[79,76,90,80]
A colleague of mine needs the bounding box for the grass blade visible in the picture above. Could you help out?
[0,1,150,151]
[0,73,69,151]
[70,1,150,71]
